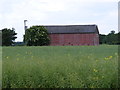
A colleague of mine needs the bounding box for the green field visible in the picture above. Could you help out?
[2,45,119,88]
[0,47,2,88]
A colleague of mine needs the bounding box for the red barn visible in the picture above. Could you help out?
[44,25,99,46]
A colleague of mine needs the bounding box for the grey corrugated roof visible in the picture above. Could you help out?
[44,25,99,34]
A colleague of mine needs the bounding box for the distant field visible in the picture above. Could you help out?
[2,45,119,88]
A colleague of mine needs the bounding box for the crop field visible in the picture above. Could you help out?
[2,45,119,88]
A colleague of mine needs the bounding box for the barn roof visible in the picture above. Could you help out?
[43,25,99,34]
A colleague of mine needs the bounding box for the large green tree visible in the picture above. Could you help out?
[24,26,50,46]
[1,28,17,46]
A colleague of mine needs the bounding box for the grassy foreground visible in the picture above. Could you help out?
[2,45,119,88]
[0,47,2,88]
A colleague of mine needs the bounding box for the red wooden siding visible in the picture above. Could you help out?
[49,33,99,46]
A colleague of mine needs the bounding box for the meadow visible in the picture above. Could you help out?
[0,47,2,88]
[2,45,119,88]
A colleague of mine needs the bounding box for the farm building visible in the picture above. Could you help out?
[44,25,99,46]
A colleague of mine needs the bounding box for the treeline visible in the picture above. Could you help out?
[99,30,120,45]
[0,26,50,46]
[0,28,120,46]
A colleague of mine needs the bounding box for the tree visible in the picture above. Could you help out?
[99,30,119,45]
[110,30,115,34]
[99,34,107,44]
[24,26,50,46]
[106,30,117,45]
[1,28,17,46]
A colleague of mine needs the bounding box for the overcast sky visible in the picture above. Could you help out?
[0,0,119,41]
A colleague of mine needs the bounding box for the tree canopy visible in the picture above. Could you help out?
[24,26,50,46]
[1,28,17,46]
[99,30,120,45]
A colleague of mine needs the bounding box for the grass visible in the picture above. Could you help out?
[2,45,119,88]
[0,47,2,88]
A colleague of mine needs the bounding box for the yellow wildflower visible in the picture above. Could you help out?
[104,56,112,60]
[109,56,112,59]
[93,69,98,72]
[104,57,109,60]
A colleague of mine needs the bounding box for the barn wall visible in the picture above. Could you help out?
[49,33,99,46]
